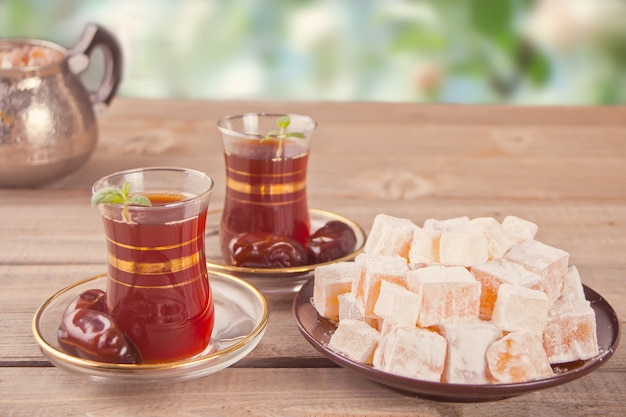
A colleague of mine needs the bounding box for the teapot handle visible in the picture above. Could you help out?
[70,23,123,106]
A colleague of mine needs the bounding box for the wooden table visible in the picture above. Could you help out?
[1,99,624,416]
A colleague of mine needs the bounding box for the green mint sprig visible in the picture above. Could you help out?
[261,116,306,157]
[91,181,152,223]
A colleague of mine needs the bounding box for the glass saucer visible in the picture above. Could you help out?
[205,208,366,293]
[32,271,268,383]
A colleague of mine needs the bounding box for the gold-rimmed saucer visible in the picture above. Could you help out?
[205,208,367,293]
[32,271,268,383]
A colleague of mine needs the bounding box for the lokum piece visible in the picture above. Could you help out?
[352,254,409,317]
[373,280,422,327]
[557,265,587,305]
[337,292,380,329]
[313,261,359,321]
[408,227,441,265]
[328,319,379,365]
[486,331,554,383]
[374,326,447,382]
[468,217,517,259]
[439,227,489,267]
[364,213,418,260]
[504,239,569,301]
[491,283,550,333]
[501,215,538,244]
[439,320,502,384]
[470,258,544,318]
[371,320,395,369]
[543,302,599,363]
[406,265,481,327]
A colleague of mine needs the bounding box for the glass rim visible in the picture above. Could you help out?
[217,112,317,139]
[92,166,215,210]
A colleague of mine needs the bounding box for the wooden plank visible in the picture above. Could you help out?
[1,367,625,417]
[100,99,626,126]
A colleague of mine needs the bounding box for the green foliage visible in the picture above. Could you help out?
[2,0,624,104]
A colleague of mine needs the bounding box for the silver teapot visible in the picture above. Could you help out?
[0,24,122,187]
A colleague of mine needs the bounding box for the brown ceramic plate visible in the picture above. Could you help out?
[205,208,366,293]
[293,278,620,402]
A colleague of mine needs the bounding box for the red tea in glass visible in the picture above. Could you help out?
[217,113,317,263]
[93,168,215,363]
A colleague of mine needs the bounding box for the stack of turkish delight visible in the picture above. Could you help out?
[313,214,599,384]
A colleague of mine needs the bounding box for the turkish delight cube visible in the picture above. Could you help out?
[338,292,380,329]
[504,239,569,301]
[364,213,418,260]
[439,227,489,267]
[543,293,599,364]
[468,217,517,259]
[328,319,379,365]
[557,265,587,305]
[352,254,409,317]
[486,331,554,383]
[374,326,447,382]
[313,261,359,321]
[408,227,441,265]
[373,280,422,327]
[501,215,538,244]
[470,258,544,318]
[406,265,481,327]
[439,320,502,384]
[491,283,550,333]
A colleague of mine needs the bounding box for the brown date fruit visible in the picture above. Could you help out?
[63,288,108,316]
[229,232,310,268]
[57,308,141,364]
[306,220,357,264]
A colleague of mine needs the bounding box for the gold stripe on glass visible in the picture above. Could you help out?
[107,273,204,289]
[227,165,306,177]
[108,252,201,275]
[226,193,306,206]
[226,177,305,195]
[107,235,200,251]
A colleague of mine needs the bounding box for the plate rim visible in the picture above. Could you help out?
[32,270,269,374]
[205,207,367,276]
[292,277,621,402]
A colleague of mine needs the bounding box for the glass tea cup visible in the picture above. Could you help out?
[92,167,215,363]
[217,113,317,265]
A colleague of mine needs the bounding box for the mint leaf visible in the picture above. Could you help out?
[276,116,291,130]
[91,187,126,207]
[126,194,152,207]
[91,181,152,223]
[261,115,306,157]
[122,181,131,199]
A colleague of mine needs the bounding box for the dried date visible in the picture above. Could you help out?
[57,308,141,364]
[229,232,310,268]
[63,288,108,316]
[57,289,141,364]
[306,220,357,263]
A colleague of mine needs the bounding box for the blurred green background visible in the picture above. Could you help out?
[2,0,625,105]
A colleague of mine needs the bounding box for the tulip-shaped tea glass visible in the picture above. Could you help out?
[92,167,215,363]
[217,113,317,264]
